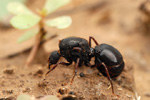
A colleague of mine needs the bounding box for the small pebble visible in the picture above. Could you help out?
[80,72,85,77]
[3,69,14,74]
[0,97,15,100]
[2,90,13,94]
[61,95,78,100]
[34,69,43,77]
[58,88,68,95]
[69,91,75,95]
[145,93,150,97]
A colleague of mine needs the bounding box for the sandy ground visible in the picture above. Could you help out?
[0,0,150,100]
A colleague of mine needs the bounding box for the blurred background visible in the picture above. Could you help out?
[0,0,150,100]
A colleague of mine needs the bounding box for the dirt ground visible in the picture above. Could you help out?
[0,0,150,100]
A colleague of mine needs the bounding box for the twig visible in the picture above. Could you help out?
[5,34,57,59]
[25,14,46,66]
[25,28,45,67]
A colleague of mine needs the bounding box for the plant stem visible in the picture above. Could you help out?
[5,34,57,58]
[25,18,45,67]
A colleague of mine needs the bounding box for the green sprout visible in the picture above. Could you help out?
[17,94,31,100]
[7,0,72,66]
[16,94,59,100]
[0,0,26,27]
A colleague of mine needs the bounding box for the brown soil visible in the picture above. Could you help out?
[0,0,150,100]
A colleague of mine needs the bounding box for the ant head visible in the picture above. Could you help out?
[89,47,95,57]
[48,51,60,69]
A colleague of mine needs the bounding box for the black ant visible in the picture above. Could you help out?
[46,36,124,96]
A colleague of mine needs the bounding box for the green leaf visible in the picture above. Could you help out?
[45,16,72,29]
[44,0,70,14]
[17,94,31,100]
[17,28,39,43]
[0,0,26,20]
[41,95,59,100]
[10,14,41,29]
[7,2,32,15]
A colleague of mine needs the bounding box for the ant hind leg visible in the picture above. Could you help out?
[102,63,119,97]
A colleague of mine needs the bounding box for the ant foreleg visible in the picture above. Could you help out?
[46,61,71,76]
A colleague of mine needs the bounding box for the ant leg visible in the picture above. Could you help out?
[70,58,80,84]
[89,36,99,47]
[102,63,119,97]
[101,63,114,93]
[46,61,71,75]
